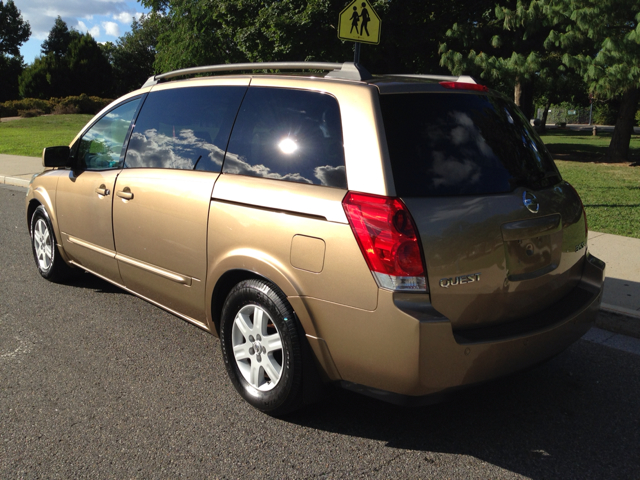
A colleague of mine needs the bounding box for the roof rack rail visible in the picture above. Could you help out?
[384,74,479,84]
[141,61,372,88]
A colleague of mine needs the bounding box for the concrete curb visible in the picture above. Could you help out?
[601,303,640,320]
[0,175,32,187]
[595,309,640,340]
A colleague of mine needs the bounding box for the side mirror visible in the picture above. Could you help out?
[42,146,70,167]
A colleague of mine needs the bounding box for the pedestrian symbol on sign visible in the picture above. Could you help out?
[338,0,381,45]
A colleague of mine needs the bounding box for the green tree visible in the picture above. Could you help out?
[540,0,640,162]
[439,1,590,120]
[41,16,80,57]
[534,69,587,131]
[142,0,495,76]
[19,19,112,98]
[67,33,112,96]
[18,55,55,99]
[0,53,23,101]
[0,0,30,56]
[359,0,496,74]
[0,0,30,102]
[105,13,164,96]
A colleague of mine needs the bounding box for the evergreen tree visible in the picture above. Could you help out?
[439,1,589,120]
[18,55,55,99]
[0,0,30,102]
[539,0,640,162]
[67,33,112,96]
[19,19,112,98]
[41,16,80,57]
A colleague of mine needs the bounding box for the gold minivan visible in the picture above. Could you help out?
[27,62,605,415]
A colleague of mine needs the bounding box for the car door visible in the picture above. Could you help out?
[112,82,248,324]
[56,97,143,282]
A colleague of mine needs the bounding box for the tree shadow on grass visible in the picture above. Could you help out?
[541,130,640,163]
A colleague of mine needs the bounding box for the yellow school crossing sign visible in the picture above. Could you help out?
[338,0,381,45]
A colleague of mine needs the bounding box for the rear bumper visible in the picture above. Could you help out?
[305,253,605,403]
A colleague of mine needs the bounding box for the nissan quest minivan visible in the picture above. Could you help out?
[26,62,605,415]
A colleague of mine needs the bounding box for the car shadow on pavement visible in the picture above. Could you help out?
[287,338,640,478]
[63,270,130,295]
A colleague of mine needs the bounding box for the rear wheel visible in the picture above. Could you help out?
[30,205,76,282]
[220,279,304,416]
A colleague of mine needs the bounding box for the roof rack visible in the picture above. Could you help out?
[384,74,479,84]
[141,61,372,88]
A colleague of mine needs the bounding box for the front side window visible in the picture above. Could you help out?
[124,86,247,171]
[223,87,347,189]
[76,98,141,170]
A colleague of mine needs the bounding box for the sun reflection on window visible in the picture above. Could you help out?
[278,138,298,154]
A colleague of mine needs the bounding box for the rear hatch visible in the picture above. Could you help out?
[379,89,588,331]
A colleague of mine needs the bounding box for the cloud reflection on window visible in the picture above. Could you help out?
[223,150,346,188]
[125,128,225,170]
[425,111,504,188]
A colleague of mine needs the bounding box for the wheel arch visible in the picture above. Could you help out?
[209,269,267,336]
[26,190,71,263]
[26,199,41,232]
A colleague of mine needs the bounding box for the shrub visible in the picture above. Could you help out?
[18,109,45,118]
[1,98,52,115]
[0,104,18,117]
[592,102,619,125]
[49,94,113,114]
[0,95,113,118]
[52,103,81,115]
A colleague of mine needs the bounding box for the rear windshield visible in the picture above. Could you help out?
[380,93,561,196]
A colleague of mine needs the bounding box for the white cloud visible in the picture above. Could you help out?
[102,21,120,37]
[19,0,133,38]
[77,20,100,38]
[18,0,150,63]
[113,11,133,24]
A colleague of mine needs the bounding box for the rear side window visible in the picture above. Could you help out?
[223,87,347,189]
[124,86,246,171]
[380,93,561,196]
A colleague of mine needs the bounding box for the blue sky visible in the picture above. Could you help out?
[16,0,150,64]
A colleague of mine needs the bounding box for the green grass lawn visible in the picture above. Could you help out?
[555,161,640,238]
[540,129,640,161]
[0,115,93,157]
[539,129,640,238]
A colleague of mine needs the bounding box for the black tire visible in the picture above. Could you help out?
[30,205,76,282]
[220,279,304,416]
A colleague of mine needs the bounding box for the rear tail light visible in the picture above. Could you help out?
[439,81,489,92]
[342,192,427,292]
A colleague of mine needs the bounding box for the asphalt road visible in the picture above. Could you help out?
[1,184,639,479]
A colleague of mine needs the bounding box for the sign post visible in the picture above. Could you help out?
[337,0,381,64]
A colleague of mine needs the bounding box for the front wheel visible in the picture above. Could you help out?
[30,205,76,282]
[220,279,304,416]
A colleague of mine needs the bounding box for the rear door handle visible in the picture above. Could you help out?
[95,185,111,196]
[116,188,134,200]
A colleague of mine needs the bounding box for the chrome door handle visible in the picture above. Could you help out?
[116,188,134,200]
[95,185,111,196]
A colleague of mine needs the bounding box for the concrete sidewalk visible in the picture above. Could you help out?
[1,153,638,336]
[0,153,42,187]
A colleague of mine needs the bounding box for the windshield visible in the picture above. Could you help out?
[380,92,561,196]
